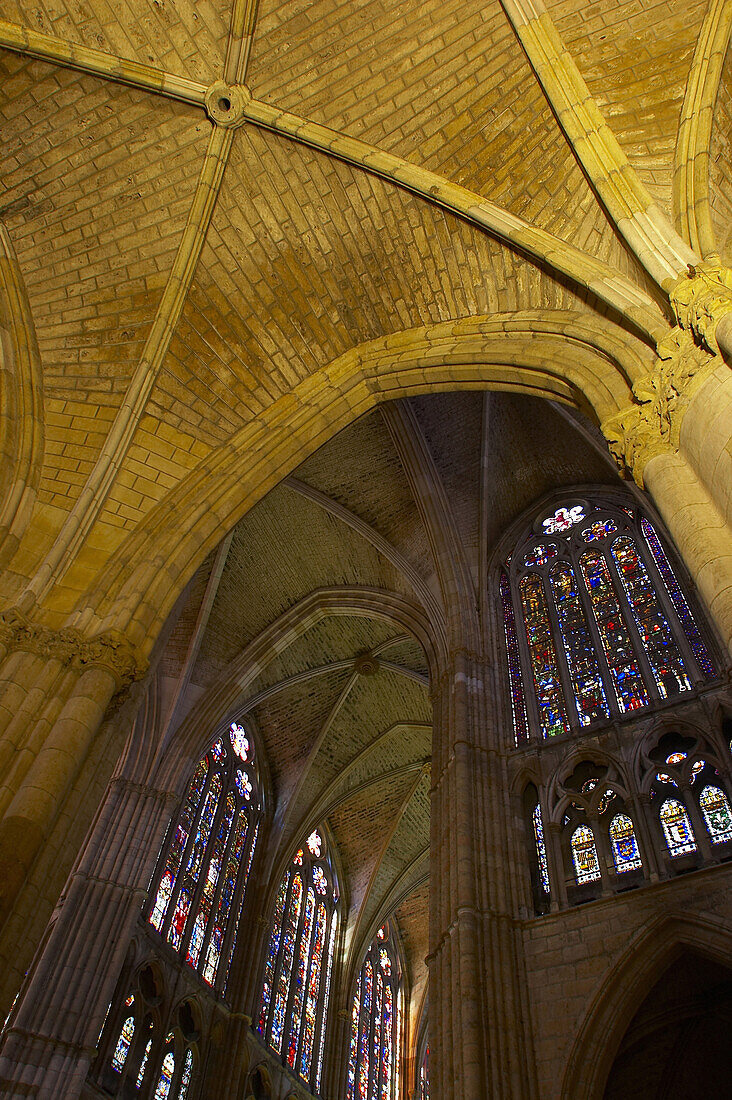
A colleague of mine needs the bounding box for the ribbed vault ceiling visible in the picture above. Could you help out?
[157,390,622,1005]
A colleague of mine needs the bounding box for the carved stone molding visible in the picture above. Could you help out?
[602,329,715,486]
[0,608,144,689]
[668,261,732,355]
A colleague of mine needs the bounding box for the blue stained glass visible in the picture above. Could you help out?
[259,875,288,1034]
[550,562,610,726]
[154,1049,175,1100]
[519,574,569,738]
[111,1010,134,1073]
[271,873,303,1053]
[346,974,362,1100]
[179,1049,193,1100]
[582,518,617,542]
[641,518,716,679]
[579,551,649,713]
[609,813,642,872]
[611,536,691,698]
[523,542,559,567]
[299,901,326,1080]
[136,1033,152,1088]
[288,889,315,1069]
[316,912,336,1091]
[500,572,529,745]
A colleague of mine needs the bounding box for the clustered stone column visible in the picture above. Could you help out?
[0,773,174,1098]
[429,648,535,1100]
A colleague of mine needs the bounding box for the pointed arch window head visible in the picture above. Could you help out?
[258,827,338,1094]
[501,499,716,745]
[347,922,402,1100]
[147,721,260,991]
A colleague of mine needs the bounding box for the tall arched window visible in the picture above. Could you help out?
[147,721,260,990]
[500,499,716,744]
[258,828,338,1093]
[346,922,402,1100]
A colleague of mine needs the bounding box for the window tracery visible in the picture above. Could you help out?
[346,922,402,1100]
[147,721,260,991]
[258,827,338,1093]
[502,499,716,745]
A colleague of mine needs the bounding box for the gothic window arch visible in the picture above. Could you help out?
[346,922,402,1100]
[147,721,260,991]
[648,736,732,859]
[500,498,716,745]
[258,828,338,1093]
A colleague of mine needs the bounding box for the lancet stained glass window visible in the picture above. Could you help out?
[659,797,697,856]
[609,813,642,873]
[147,722,260,991]
[258,827,338,1093]
[347,923,401,1100]
[502,499,716,744]
[571,824,601,884]
[699,785,732,844]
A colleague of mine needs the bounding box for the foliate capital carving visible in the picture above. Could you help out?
[0,609,144,690]
[602,328,715,487]
[669,261,732,355]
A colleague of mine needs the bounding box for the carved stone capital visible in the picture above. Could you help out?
[0,609,144,690]
[602,328,715,486]
[668,261,732,355]
[204,80,251,128]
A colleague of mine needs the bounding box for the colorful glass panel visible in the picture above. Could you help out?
[609,813,642,872]
[699,785,732,844]
[500,572,529,745]
[210,736,226,762]
[307,830,322,856]
[532,802,550,894]
[523,542,559,568]
[659,798,697,856]
[358,959,372,1099]
[571,824,601,884]
[611,536,691,698]
[579,551,649,712]
[519,574,569,738]
[258,875,288,1034]
[271,872,303,1053]
[154,1049,175,1100]
[203,811,249,985]
[179,1049,193,1100]
[136,1034,152,1088]
[347,972,362,1100]
[150,758,208,932]
[111,1012,135,1073]
[582,518,618,542]
[641,518,716,679]
[550,562,610,726]
[316,911,336,1092]
[542,504,585,533]
[419,1045,430,1100]
[288,888,315,1069]
[187,791,235,968]
[372,969,383,1096]
[168,773,222,950]
[382,982,393,1100]
[300,901,327,1080]
[230,722,250,761]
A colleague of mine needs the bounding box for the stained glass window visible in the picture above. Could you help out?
[609,813,642,873]
[503,500,716,744]
[571,824,601,884]
[699,785,732,844]
[532,802,550,894]
[258,827,338,1093]
[347,923,401,1100]
[154,1036,175,1100]
[147,721,260,991]
[179,1048,193,1100]
[110,997,135,1073]
[659,798,697,856]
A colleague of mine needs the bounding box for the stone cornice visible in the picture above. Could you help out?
[0,608,144,690]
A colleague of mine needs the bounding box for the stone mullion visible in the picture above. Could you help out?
[602,545,662,705]
[629,793,660,884]
[683,787,714,863]
[0,777,172,1098]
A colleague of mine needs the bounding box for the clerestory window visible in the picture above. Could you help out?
[258,828,338,1094]
[500,498,716,744]
[346,922,402,1100]
[146,721,260,991]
